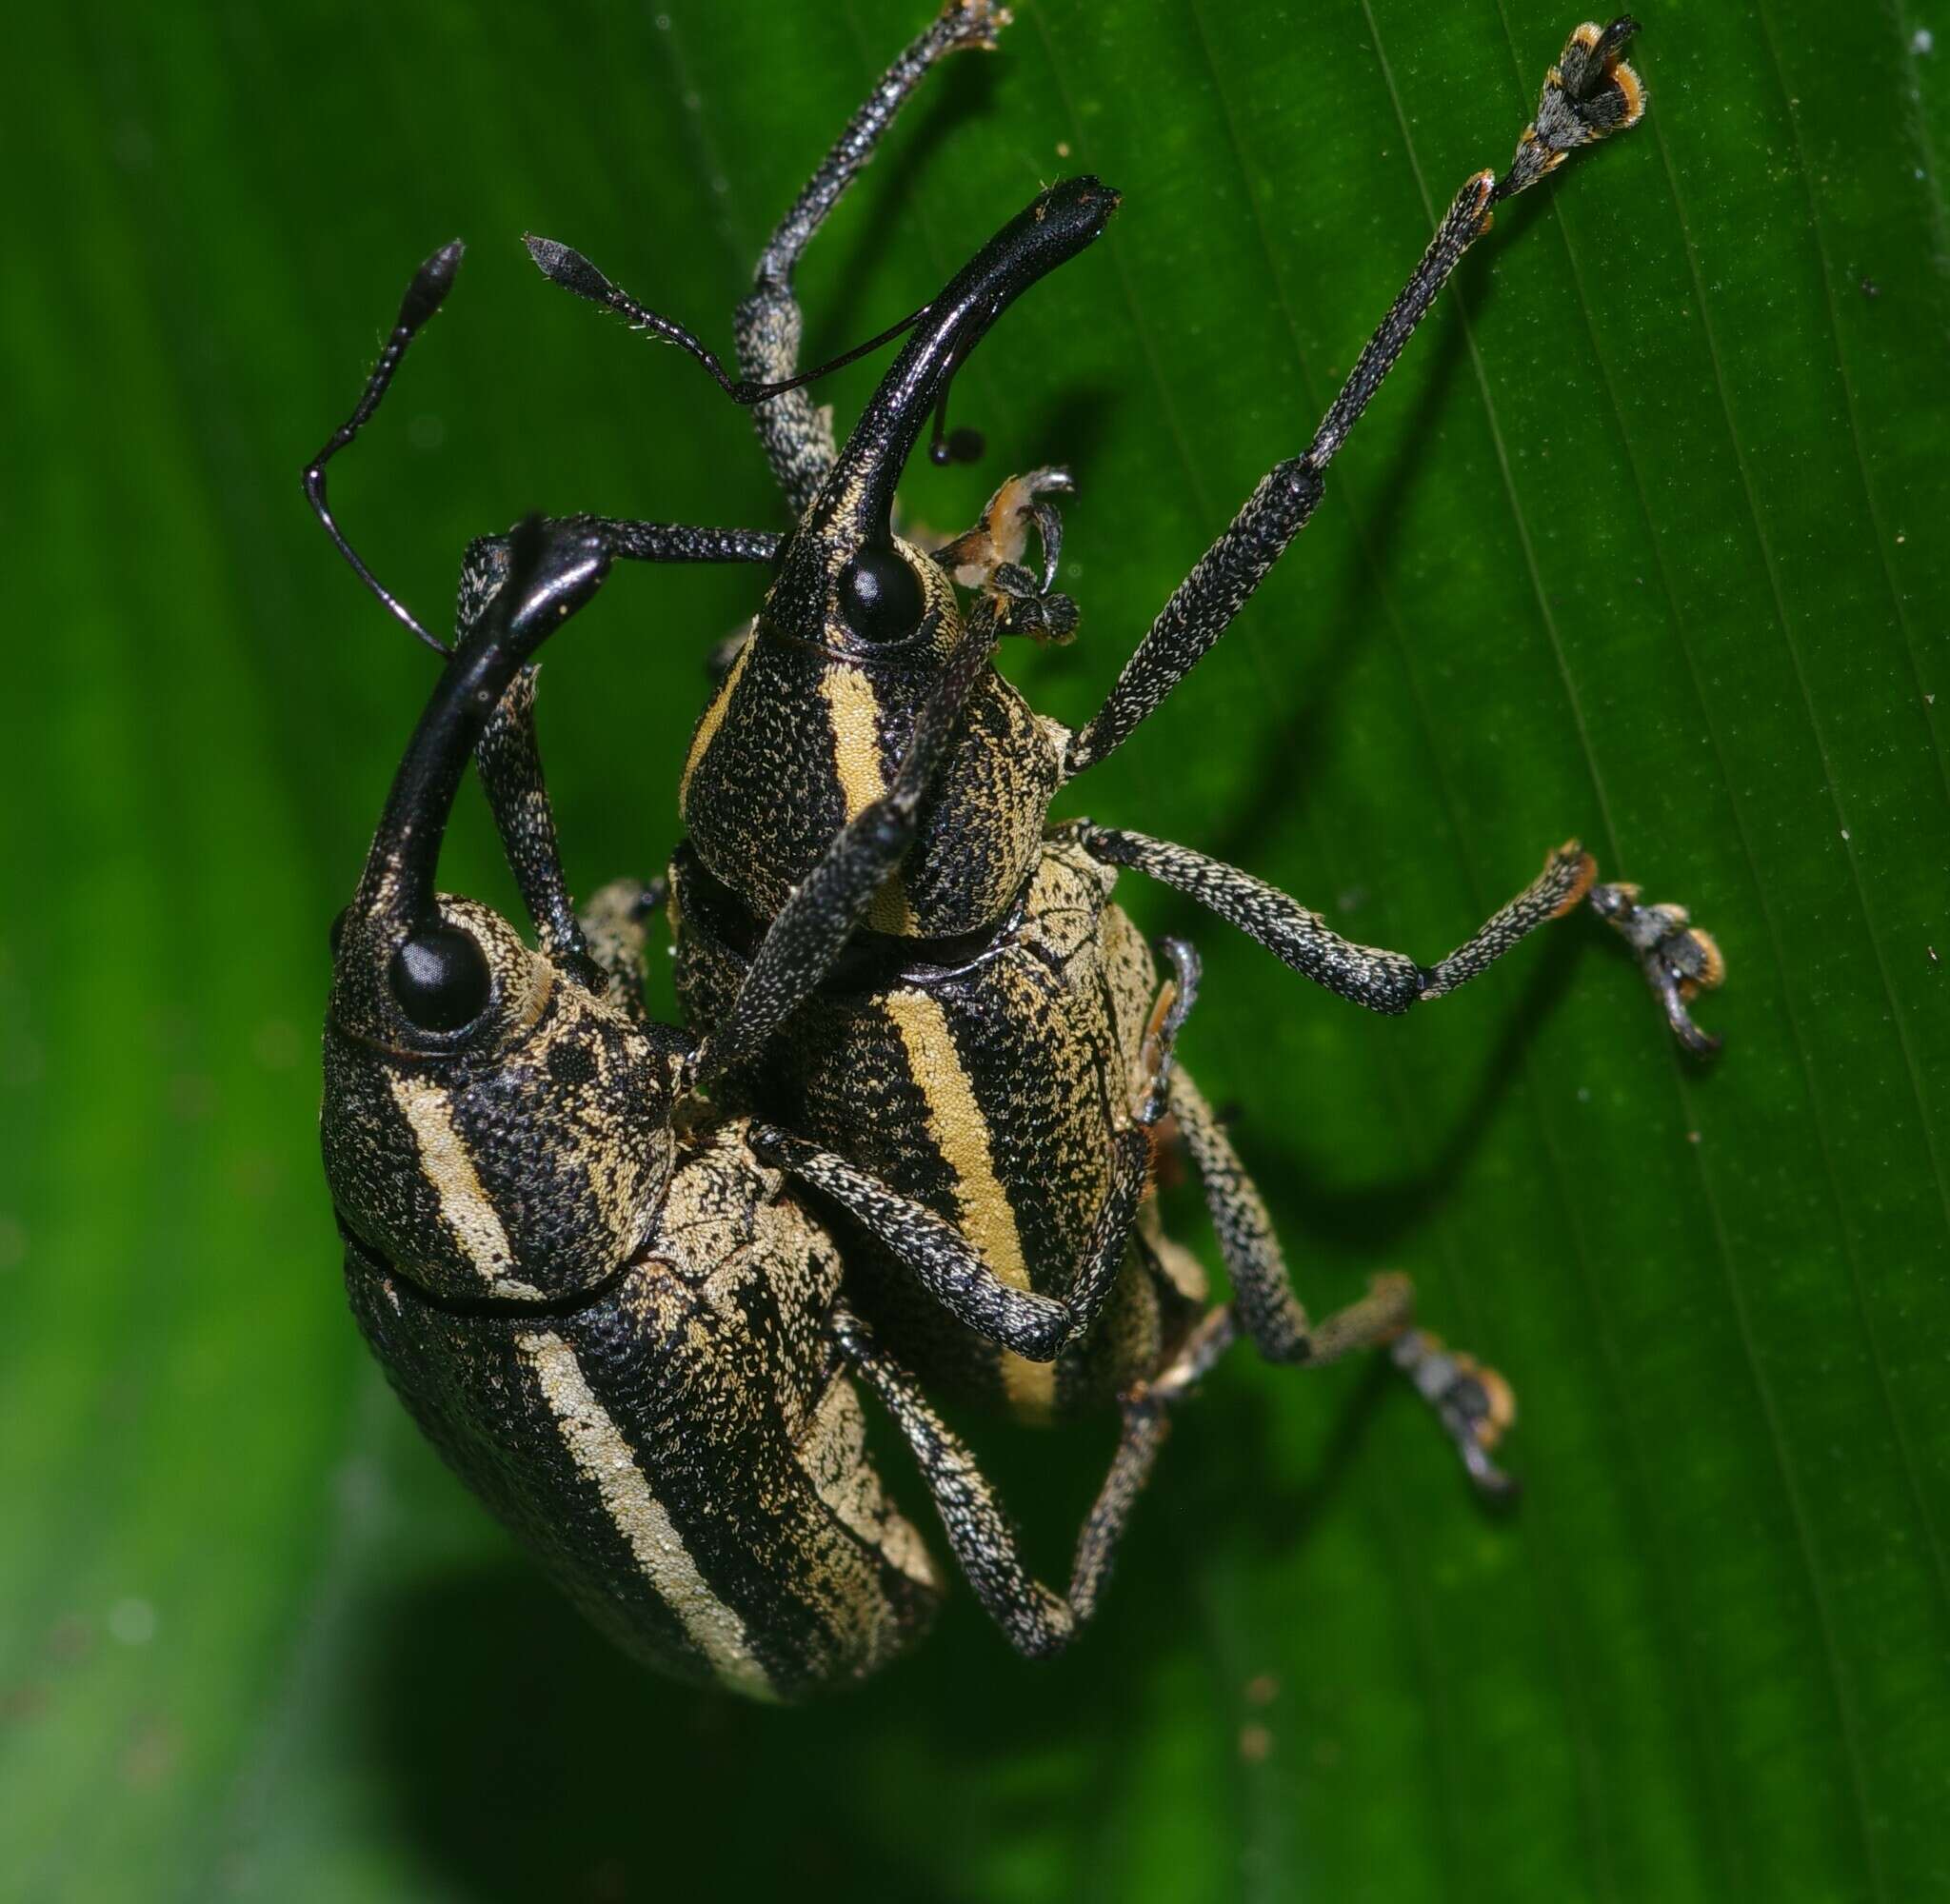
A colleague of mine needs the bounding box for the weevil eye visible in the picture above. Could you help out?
[836,545,925,644]
[328,905,352,957]
[388,922,492,1033]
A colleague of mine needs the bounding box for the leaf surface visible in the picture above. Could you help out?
[5,2,1946,1899]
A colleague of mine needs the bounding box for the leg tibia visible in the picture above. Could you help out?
[737,3,1010,510]
[837,1306,1197,1658]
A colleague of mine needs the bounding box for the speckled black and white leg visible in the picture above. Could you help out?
[737,2,1011,513]
[756,1120,1148,1364]
[1070,823,1721,1046]
[1167,1064,1516,1496]
[836,1302,1231,1657]
[1071,823,1596,1017]
[1059,23,1649,781]
[475,664,662,1021]
[687,612,999,1087]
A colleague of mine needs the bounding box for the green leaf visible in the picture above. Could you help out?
[7,2,1945,1899]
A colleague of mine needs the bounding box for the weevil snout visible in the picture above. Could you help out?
[768,176,1120,655]
[323,518,684,1303]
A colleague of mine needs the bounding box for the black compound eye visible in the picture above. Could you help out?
[836,545,925,644]
[388,922,492,1034]
[328,905,352,958]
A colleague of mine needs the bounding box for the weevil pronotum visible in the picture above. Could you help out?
[311,6,1727,1692]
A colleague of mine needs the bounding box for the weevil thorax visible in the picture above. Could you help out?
[679,179,1119,940]
[323,523,686,1305]
[324,899,682,1306]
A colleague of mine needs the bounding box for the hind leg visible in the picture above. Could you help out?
[836,1303,1235,1657]
[1168,1065,1518,1497]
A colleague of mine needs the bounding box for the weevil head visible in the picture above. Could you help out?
[324,520,686,1305]
[679,179,1119,937]
[766,176,1120,661]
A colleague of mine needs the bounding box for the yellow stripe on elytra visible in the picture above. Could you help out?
[519,1330,778,1701]
[818,664,919,936]
[387,1074,545,1299]
[883,992,1054,1418]
[679,627,754,805]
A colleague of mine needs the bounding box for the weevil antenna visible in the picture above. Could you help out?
[797,178,1118,559]
[304,240,464,657]
[524,234,927,406]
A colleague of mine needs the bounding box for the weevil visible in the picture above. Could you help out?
[308,7,1728,1684]
[515,6,1718,1060]
[310,274,1518,1697]
[317,503,1275,1692]
[497,8,1721,1432]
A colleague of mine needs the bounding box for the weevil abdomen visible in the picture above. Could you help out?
[344,1125,941,1701]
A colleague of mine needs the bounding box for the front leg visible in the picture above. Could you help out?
[686,608,1000,1090]
[474,659,667,1024]
[1062,21,1647,778]
[738,2,1012,512]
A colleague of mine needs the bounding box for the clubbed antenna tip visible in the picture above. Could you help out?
[523,229,929,407]
[304,238,469,656]
[402,239,466,329]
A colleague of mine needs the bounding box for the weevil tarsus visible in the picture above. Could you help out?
[934,466,1082,641]
[1589,880,1725,1054]
[1392,1329,1521,1500]
[1164,1068,1516,1497]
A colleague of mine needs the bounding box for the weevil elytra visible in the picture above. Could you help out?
[312,7,1729,1691]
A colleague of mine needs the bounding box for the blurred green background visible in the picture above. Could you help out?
[6,1,1946,1898]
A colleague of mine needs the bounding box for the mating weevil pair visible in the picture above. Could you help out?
[313,5,1723,1697]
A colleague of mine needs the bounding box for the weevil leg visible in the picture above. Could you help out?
[572,880,665,1026]
[737,2,1012,514]
[475,661,588,968]
[471,516,782,572]
[470,597,663,1020]
[932,467,1081,643]
[1062,20,1648,780]
[755,1122,1147,1364]
[1068,822,1721,1048]
[835,1303,1235,1657]
[1072,823,1591,1016]
[1167,1065,1517,1497]
[686,609,1000,1090]
[1588,880,1725,1055]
